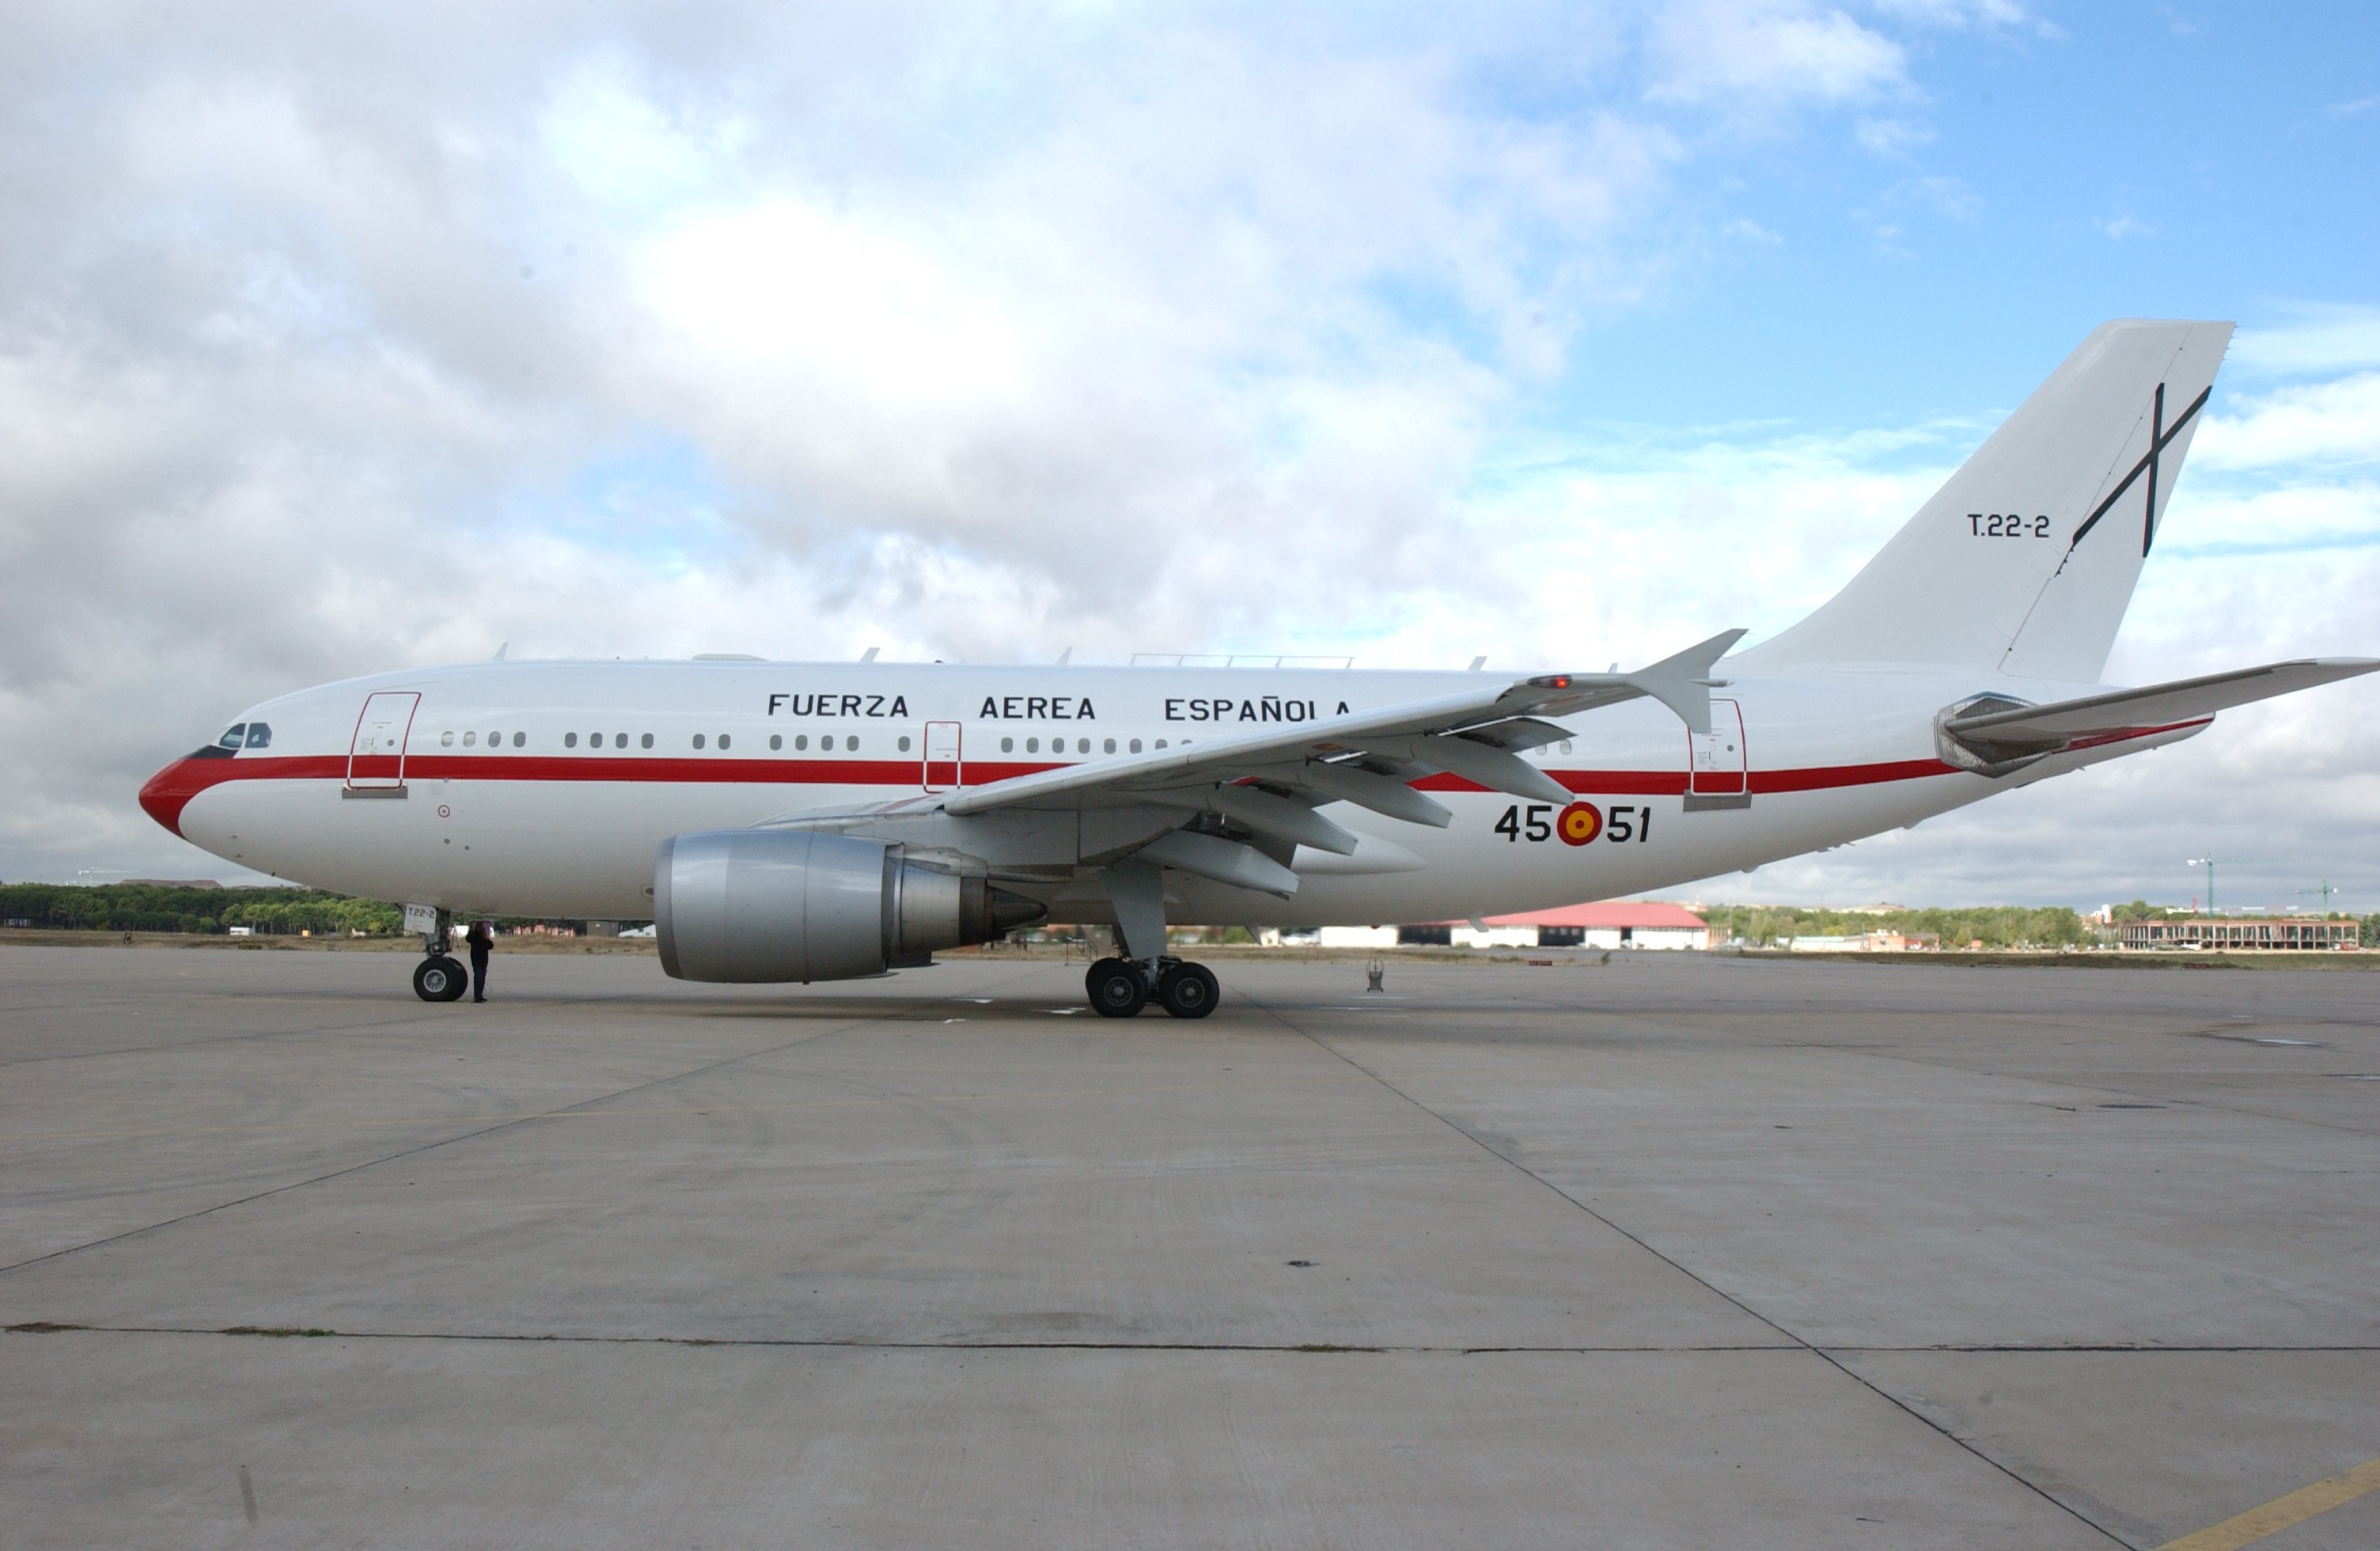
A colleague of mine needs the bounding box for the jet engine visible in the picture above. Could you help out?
[654,830,1046,984]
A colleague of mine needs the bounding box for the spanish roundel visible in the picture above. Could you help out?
[1556,801,1602,847]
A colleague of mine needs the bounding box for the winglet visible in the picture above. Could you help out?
[1619,629,1745,735]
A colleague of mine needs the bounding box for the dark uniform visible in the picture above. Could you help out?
[465,920,493,1003]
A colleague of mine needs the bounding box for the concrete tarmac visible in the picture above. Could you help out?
[2,944,2374,1548]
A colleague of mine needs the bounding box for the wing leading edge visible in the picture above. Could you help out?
[942,628,1745,828]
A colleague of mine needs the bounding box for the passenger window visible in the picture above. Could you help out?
[463,731,476,747]
[1078,738,1090,754]
[642,733,654,749]
[217,724,246,750]
[1001,737,1014,753]
[442,730,456,746]
[565,733,578,748]
[692,734,706,749]
[487,731,498,747]
[843,735,855,751]
[1104,738,1116,754]
[796,734,809,751]
[719,734,732,750]
[1129,738,1142,753]
[1026,737,1040,753]
[898,735,911,753]
[769,734,782,751]
[1155,738,1168,749]
[512,732,525,748]
[244,724,271,749]
[614,733,627,749]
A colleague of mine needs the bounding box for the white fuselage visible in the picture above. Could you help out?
[143,658,2200,927]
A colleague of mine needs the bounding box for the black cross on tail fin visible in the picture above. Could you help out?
[2064,380,2212,558]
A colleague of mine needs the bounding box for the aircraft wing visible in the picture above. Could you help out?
[940,630,1745,855]
[1942,658,2380,757]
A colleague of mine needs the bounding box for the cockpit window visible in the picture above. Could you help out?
[217,724,247,750]
[244,723,271,749]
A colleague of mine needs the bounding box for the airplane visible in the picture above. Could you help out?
[138,319,2376,1015]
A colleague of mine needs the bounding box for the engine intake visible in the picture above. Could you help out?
[654,830,1045,984]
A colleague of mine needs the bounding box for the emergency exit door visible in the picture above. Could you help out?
[923,720,962,792]
[1685,697,1749,810]
[347,691,420,793]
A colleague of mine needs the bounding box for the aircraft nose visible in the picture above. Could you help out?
[138,757,207,838]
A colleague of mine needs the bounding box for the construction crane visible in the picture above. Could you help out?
[2295,882,2346,914]
[2185,856,2218,916]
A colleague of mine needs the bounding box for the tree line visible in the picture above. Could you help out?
[1700,902,2371,950]
[0,882,404,937]
[1700,904,2091,950]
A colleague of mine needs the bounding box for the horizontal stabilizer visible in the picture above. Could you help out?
[1941,658,2379,765]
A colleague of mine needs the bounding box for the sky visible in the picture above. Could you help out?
[2,1,2375,913]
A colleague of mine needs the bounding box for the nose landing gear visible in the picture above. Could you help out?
[411,906,468,1002]
[1084,955,1219,1019]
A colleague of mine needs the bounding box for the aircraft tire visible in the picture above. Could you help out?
[1085,956,1123,998]
[1087,960,1149,1018]
[1158,961,1219,1019]
[413,955,468,1003]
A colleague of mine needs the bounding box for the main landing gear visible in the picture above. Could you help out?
[1086,855,1218,1018]
[412,906,468,1002]
[1085,956,1219,1019]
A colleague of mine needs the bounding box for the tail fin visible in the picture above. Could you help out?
[1733,319,2234,681]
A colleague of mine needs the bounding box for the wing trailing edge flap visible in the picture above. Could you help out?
[1939,658,2379,768]
[1138,830,1300,898]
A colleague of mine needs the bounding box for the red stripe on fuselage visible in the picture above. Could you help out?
[138,719,2209,840]
[140,749,1963,836]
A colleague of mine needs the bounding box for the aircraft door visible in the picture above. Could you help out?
[923,720,962,792]
[347,691,421,792]
[1685,697,1749,810]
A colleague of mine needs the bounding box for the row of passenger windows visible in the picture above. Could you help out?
[999,736,1163,754]
[424,730,1170,756]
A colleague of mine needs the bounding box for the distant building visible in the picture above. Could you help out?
[2119,916,2358,950]
[1317,925,1398,949]
[1362,902,1714,951]
[124,878,225,889]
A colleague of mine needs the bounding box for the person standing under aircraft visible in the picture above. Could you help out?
[465,919,494,1003]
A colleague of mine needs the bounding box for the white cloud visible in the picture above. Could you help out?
[1887,173,1981,221]
[2230,305,2380,377]
[2194,374,2380,472]
[1870,0,2032,28]
[1647,2,1906,108]
[1855,115,1934,157]
[2097,212,2151,241]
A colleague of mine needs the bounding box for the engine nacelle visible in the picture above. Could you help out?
[654,830,1045,984]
